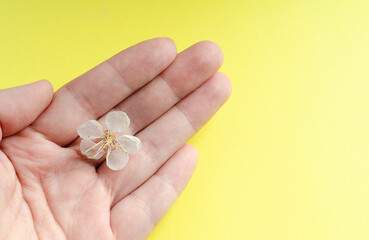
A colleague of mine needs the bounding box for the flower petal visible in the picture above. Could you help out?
[77,120,104,139]
[117,135,142,154]
[80,139,105,159]
[106,111,130,133]
[106,148,129,170]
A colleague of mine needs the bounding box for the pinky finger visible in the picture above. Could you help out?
[110,144,198,240]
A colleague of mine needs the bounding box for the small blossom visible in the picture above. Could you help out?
[77,111,141,170]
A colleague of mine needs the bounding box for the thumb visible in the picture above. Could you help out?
[0,80,53,139]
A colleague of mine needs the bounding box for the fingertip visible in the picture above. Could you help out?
[193,40,224,71]
[139,37,177,61]
[35,79,54,103]
[29,80,54,114]
[211,72,232,101]
[155,37,177,52]
[38,79,54,92]
[151,37,178,63]
[183,143,199,169]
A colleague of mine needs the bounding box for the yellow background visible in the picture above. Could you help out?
[1,0,369,239]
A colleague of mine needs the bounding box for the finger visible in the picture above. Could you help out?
[32,38,177,146]
[69,41,223,161]
[99,72,231,205]
[0,80,53,140]
[108,41,223,134]
[110,144,198,240]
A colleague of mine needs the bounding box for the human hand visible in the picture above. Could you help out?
[0,38,231,239]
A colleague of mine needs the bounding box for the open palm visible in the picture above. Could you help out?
[0,38,231,240]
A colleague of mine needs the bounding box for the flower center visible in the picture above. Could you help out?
[83,130,123,159]
[101,130,120,150]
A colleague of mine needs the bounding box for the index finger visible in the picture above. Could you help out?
[32,38,177,146]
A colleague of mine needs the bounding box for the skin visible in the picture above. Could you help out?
[0,38,231,240]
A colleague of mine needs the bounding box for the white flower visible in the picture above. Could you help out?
[77,111,141,170]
